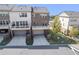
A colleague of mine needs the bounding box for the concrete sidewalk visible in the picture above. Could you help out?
[0,45,75,55]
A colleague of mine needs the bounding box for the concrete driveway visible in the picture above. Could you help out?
[7,35,26,46]
[0,35,3,43]
[33,35,49,46]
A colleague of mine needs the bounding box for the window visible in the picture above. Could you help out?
[45,23,47,26]
[33,22,35,25]
[0,14,9,17]
[63,23,64,26]
[16,21,19,27]
[40,14,47,16]
[12,21,28,28]
[3,21,5,25]
[70,24,77,27]
[0,21,2,25]
[25,21,28,25]
[20,13,27,17]
[32,14,35,17]
[20,21,22,26]
[12,22,15,27]
[40,14,47,18]
[6,21,9,24]
[71,19,77,22]
[62,19,64,21]
[43,24,44,26]
[3,14,5,16]
[5,14,9,16]
[22,21,25,26]
[0,20,9,25]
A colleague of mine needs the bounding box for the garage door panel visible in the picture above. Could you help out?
[33,35,49,45]
[33,30,44,35]
[14,31,26,36]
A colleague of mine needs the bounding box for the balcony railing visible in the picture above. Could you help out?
[0,25,9,29]
[11,25,29,28]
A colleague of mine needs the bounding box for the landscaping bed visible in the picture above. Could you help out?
[47,30,79,44]
[26,34,33,45]
[0,34,12,46]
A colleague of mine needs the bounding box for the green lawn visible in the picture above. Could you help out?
[47,31,79,44]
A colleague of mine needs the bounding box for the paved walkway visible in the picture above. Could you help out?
[7,35,26,46]
[69,44,79,55]
[33,35,49,46]
[70,44,79,49]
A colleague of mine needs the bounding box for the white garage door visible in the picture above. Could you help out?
[33,30,44,35]
[14,31,26,36]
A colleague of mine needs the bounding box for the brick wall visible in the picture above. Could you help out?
[32,13,49,26]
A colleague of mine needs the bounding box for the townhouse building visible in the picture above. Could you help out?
[0,4,49,41]
[59,11,79,34]
[32,7,49,35]
[9,5,32,36]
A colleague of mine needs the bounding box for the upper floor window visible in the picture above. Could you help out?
[20,13,27,17]
[16,21,19,26]
[40,14,47,18]
[63,23,65,26]
[12,22,15,26]
[70,19,77,22]
[12,21,28,28]
[0,14,9,17]
[62,19,64,21]
[32,14,35,17]
[0,20,9,25]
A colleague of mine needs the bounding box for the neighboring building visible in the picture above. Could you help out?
[59,11,79,34]
[49,21,53,29]
[0,5,11,34]
[0,4,49,38]
[49,17,53,29]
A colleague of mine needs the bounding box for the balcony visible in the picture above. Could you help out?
[11,21,30,30]
[11,25,29,28]
[11,25,30,30]
[0,25,9,29]
[0,20,9,29]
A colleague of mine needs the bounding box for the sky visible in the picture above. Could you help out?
[19,4,79,16]
[30,4,79,16]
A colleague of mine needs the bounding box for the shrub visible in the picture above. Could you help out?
[69,26,79,37]
[52,16,61,33]
[0,34,11,45]
[26,34,33,45]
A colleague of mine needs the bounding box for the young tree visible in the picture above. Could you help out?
[69,26,79,37]
[52,16,61,33]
